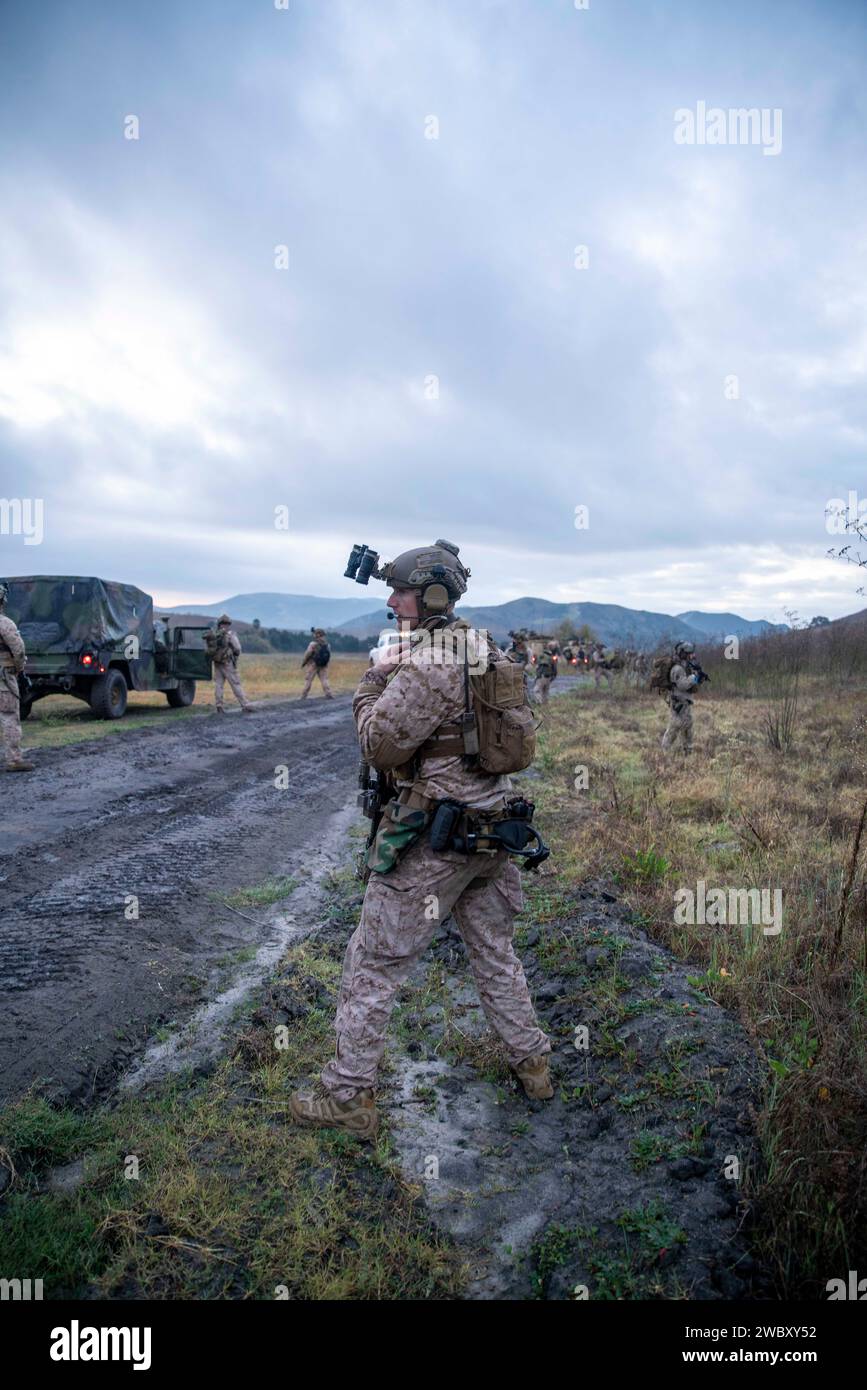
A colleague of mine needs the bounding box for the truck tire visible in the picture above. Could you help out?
[89,669,128,719]
[166,679,196,708]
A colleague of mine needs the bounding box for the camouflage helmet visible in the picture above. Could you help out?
[675,640,695,657]
[377,539,470,615]
[217,613,231,626]
[312,627,326,637]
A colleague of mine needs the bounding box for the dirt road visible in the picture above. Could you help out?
[0,697,359,1107]
[0,672,584,1107]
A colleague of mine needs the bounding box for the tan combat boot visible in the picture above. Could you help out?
[513,1053,554,1100]
[289,1081,379,1141]
[5,759,35,772]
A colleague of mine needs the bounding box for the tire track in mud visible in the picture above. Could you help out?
[0,698,360,1106]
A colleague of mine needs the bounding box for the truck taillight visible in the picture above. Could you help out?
[82,653,93,666]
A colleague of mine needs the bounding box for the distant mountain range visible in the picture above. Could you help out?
[335,599,788,647]
[165,591,789,649]
[164,592,379,629]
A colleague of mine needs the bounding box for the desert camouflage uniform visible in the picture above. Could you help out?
[0,612,27,768]
[661,660,698,753]
[592,645,613,689]
[319,624,551,1100]
[213,627,253,711]
[300,634,334,698]
[533,646,557,705]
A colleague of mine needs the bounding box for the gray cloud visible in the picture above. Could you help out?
[0,0,865,619]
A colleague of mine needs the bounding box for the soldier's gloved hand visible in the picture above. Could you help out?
[361,665,392,687]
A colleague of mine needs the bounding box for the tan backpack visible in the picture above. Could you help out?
[470,642,538,772]
[415,625,537,774]
[649,655,674,692]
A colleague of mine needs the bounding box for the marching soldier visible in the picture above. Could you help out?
[0,583,34,772]
[591,642,613,690]
[300,627,335,699]
[533,641,558,705]
[208,614,255,714]
[290,539,553,1140]
[661,641,701,754]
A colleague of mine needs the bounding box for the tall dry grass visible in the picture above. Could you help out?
[532,677,867,1295]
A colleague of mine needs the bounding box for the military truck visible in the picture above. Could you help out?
[0,575,213,720]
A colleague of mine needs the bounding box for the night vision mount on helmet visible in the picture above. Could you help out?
[345,539,470,621]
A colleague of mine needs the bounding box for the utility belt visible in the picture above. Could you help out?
[365,786,549,876]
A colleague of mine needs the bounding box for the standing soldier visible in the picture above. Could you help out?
[591,642,613,690]
[207,614,255,715]
[300,627,335,699]
[660,641,701,754]
[0,583,34,772]
[290,539,553,1139]
[533,641,558,705]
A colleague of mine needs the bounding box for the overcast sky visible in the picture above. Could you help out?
[1,0,865,621]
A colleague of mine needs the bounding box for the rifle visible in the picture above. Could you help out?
[689,660,711,685]
[356,760,393,882]
[17,672,33,705]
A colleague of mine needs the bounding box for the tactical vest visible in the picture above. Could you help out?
[205,630,233,663]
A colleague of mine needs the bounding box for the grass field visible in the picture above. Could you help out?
[528,673,867,1294]
[21,653,371,749]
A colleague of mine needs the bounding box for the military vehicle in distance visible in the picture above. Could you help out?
[0,575,213,720]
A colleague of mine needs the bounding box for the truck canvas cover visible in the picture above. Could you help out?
[0,576,154,655]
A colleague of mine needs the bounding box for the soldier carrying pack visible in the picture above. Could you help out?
[649,654,675,693]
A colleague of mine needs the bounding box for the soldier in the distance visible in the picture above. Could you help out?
[208,614,255,715]
[661,640,701,755]
[0,583,34,772]
[300,627,335,699]
[533,641,558,704]
[591,642,614,690]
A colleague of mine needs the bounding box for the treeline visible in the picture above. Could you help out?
[692,616,867,694]
[233,622,377,655]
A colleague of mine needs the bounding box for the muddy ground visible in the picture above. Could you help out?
[0,675,771,1298]
[0,695,359,1107]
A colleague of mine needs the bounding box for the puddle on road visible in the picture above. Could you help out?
[120,797,359,1092]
